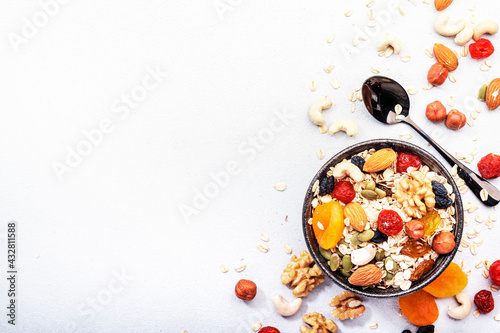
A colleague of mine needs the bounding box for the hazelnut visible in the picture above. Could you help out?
[405,220,425,239]
[425,101,447,123]
[427,63,448,86]
[235,279,257,301]
[445,109,466,130]
[432,231,456,254]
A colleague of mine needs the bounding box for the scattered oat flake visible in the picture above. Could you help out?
[396,115,406,120]
[471,243,478,255]
[327,33,336,43]
[260,233,269,242]
[283,245,292,254]
[367,20,377,27]
[366,0,374,7]
[371,67,380,74]
[234,264,246,272]
[480,63,490,71]
[368,9,375,20]
[331,78,340,89]
[486,260,493,270]
[480,189,489,202]
[310,81,316,91]
[274,182,287,191]
[351,102,356,113]
[423,84,433,90]
[495,314,500,321]
[317,222,324,230]
[483,269,490,279]
[448,96,455,107]
[471,14,476,24]
[476,215,484,223]
[449,73,456,83]
[345,9,353,17]
[385,47,394,57]
[492,285,500,292]
[461,45,468,57]
[318,149,324,160]
[476,261,484,269]
[352,38,359,47]
[252,322,262,332]
[400,55,411,62]
[407,88,418,95]
[425,49,434,58]
[369,323,378,329]
[378,50,385,57]
[398,7,404,15]
[485,60,493,67]
[324,61,333,73]
[257,243,269,253]
[489,213,497,221]
[220,264,228,273]
[395,104,403,114]
[400,132,412,140]
[349,91,356,102]
[473,310,480,317]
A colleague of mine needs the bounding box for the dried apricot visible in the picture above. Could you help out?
[423,262,468,298]
[312,201,345,249]
[399,289,439,326]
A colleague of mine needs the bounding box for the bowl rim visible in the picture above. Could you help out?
[302,139,464,298]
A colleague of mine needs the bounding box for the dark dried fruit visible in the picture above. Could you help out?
[474,289,494,314]
[371,230,388,243]
[416,325,435,333]
[402,330,412,333]
[431,180,448,197]
[410,259,435,281]
[435,195,452,209]
[351,156,366,172]
[319,176,335,196]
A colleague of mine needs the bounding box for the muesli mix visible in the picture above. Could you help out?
[309,148,458,291]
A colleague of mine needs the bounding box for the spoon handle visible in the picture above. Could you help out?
[404,117,500,206]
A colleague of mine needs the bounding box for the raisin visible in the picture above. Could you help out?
[401,239,431,258]
[402,330,412,333]
[371,230,388,243]
[474,290,494,314]
[351,156,366,172]
[435,195,452,209]
[410,259,435,281]
[416,325,435,333]
[319,176,335,196]
[431,180,448,197]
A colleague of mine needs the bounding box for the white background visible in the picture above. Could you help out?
[0,0,500,332]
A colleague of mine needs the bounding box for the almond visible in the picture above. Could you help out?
[363,148,397,173]
[434,0,453,11]
[433,43,458,71]
[348,264,383,286]
[344,202,367,232]
[486,78,500,110]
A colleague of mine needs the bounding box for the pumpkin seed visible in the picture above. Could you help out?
[361,189,379,200]
[329,253,341,271]
[385,272,394,281]
[366,181,376,191]
[478,84,487,101]
[374,188,387,198]
[342,255,353,271]
[375,249,385,262]
[350,232,362,246]
[340,268,352,277]
[319,247,332,260]
[384,257,398,273]
[358,230,375,242]
[335,248,343,257]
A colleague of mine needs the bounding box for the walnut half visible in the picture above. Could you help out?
[330,291,365,320]
[300,312,337,333]
[281,250,325,298]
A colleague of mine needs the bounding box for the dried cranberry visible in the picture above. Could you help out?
[396,153,422,173]
[474,290,495,314]
[469,38,495,59]
[259,327,281,333]
[489,260,500,286]
[332,181,356,204]
[477,153,500,179]
[377,209,403,235]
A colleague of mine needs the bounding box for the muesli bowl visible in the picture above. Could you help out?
[302,139,464,298]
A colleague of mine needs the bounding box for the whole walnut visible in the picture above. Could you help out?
[432,231,455,254]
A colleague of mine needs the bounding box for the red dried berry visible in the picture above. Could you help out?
[396,153,422,173]
[377,209,403,235]
[469,38,495,59]
[259,327,281,333]
[332,181,356,204]
[474,290,494,314]
[490,260,500,286]
[477,153,500,179]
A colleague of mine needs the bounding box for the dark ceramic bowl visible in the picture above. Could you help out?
[302,139,463,298]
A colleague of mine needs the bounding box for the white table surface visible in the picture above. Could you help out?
[1,0,500,332]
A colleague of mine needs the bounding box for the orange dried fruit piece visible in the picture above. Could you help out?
[423,262,468,298]
[312,201,345,250]
[399,289,439,326]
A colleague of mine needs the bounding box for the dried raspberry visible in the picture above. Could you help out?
[489,260,500,286]
[474,290,494,314]
[377,209,403,235]
[259,327,281,333]
[332,181,356,204]
[477,153,500,179]
[396,153,422,173]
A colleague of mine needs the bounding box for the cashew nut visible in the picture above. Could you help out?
[273,294,302,317]
[434,14,466,37]
[351,244,377,266]
[448,292,472,320]
[455,21,474,46]
[473,20,499,41]
[332,160,364,182]
[328,119,358,137]
[308,98,332,126]
[377,33,402,55]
